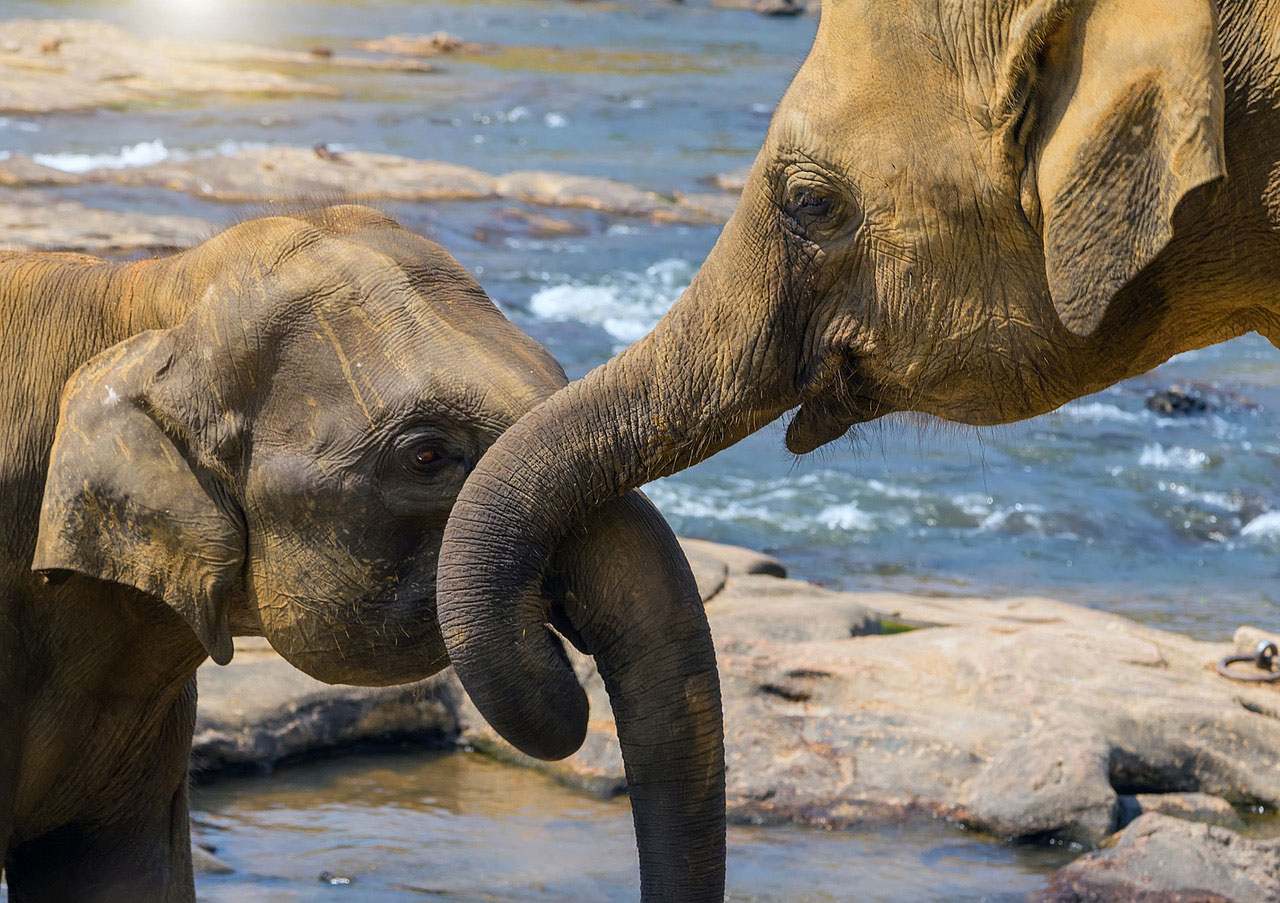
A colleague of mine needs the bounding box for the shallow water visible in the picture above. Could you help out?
[4,0,1278,895]
[190,750,1072,902]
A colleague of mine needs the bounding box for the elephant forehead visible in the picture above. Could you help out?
[773,3,1004,227]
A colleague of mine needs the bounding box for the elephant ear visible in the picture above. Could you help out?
[33,330,244,665]
[1009,0,1225,336]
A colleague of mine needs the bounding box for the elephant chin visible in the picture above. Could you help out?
[785,391,886,454]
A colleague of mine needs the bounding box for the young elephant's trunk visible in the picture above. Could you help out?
[440,491,726,900]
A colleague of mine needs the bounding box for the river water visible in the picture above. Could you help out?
[4,0,1278,898]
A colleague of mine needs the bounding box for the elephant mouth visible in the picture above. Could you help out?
[785,355,894,454]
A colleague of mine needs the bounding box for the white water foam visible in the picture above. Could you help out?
[814,502,876,532]
[1138,443,1210,471]
[1240,511,1280,538]
[1054,400,1147,425]
[31,138,270,173]
[528,258,693,344]
[34,139,173,173]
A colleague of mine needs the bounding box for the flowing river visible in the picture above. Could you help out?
[4,0,1279,898]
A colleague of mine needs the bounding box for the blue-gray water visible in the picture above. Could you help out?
[4,0,1276,897]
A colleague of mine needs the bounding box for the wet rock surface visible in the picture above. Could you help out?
[0,19,432,115]
[1144,382,1262,417]
[0,188,212,254]
[192,638,458,777]
[194,539,1280,856]
[1033,813,1280,902]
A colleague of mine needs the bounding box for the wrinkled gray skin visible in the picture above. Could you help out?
[437,0,1280,880]
[0,206,722,902]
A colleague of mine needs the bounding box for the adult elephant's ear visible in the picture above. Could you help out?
[33,330,244,665]
[1001,0,1226,336]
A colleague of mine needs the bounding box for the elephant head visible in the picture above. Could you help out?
[31,206,723,900]
[437,0,1244,873]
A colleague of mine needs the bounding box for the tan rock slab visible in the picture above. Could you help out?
[1034,813,1280,902]
[0,19,433,115]
[87,148,499,203]
[495,170,713,223]
[0,188,211,254]
[193,637,457,775]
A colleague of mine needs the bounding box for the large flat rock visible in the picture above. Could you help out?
[84,148,500,203]
[192,539,1280,852]
[1034,813,1280,902]
[0,188,211,254]
[193,638,457,775]
[0,20,432,115]
[0,148,733,224]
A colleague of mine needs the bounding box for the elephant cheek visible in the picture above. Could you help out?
[247,552,449,687]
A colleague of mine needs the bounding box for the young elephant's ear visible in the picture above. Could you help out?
[33,330,244,665]
[1004,0,1225,336]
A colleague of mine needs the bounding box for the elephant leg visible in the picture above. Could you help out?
[4,779,195,903]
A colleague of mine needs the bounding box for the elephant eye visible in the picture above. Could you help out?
[408,442,449,473]
[784,184,836,225]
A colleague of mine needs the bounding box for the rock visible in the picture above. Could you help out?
[1146,386,1213,416]
[754,0,807,14]
[677,542,729,604]
[0,19,438,115]
[0,155,82,187]
[471,206,587,242]
[679,537,787,580]
[1234,625,1280,657]
[1145,382,1261,417]
[1034,813,1280,902]
[1116,792,1246,831]
[191,844,234,875]
[87,148,499,203]
[189,541,1280,853]
[0,188,211,254]
[710,165,753,192]
[673,190,740,223]
[356,33,486,56]
[710,0,807,13]
[192,637,458,776]
[466,571,1280,846]
[494,171,712,223]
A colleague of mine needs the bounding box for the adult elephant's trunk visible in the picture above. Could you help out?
[438,210,789,896]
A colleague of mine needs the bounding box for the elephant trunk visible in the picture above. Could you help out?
[438,238,795,749]
[556,492,725,900]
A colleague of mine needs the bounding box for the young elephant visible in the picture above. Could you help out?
[0,206,723,902]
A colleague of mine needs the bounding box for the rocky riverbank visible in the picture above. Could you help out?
[192,538,1280,900]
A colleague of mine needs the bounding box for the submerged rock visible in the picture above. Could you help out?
[1146,386,1213,416]
[355,32,487,56]
[1034,813,1280,902]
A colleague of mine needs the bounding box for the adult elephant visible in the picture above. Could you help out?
[0,206,721,902]
[437,0,1280,834]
